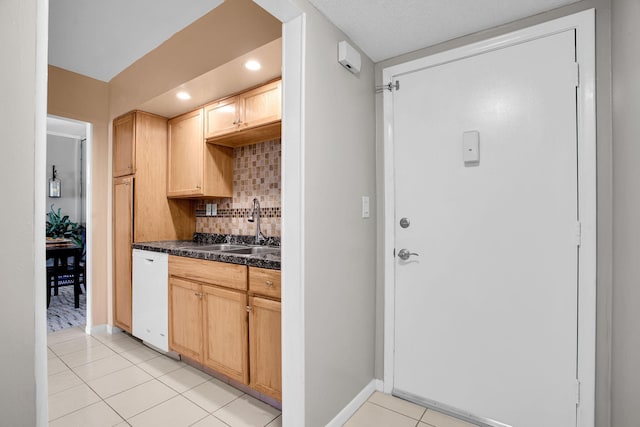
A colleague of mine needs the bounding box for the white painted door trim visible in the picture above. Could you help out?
[382,9,596,427]
[252,1,306,426]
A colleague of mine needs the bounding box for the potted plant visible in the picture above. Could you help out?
[46,205,85,248]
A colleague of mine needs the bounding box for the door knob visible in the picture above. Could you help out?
[397,248,419,261]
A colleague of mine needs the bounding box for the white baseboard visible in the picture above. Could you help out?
[87,324,107,335]
[106,325,123,335]
[325,379,384,427]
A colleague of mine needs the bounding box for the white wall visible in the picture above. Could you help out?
[374,1,613,426]
[0,0,47,425]
[611,0,640,425]
[289,1,377,425]
[46,134,84,225]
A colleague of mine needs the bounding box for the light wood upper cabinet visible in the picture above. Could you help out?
[167,109,204,196]
[249,296,281,401]
[168,109,233,198]
[169,276,204,362]
[204,79,281,147]
[113,113,136,177]
[132,111,194,242]
[203,285,249,384]
[242,80,282,129]
[204,97,240,139]
[113,176,133,332]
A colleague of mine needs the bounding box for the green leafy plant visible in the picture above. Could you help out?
[46,205,85,248]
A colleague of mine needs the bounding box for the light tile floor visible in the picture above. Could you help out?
[49,327,477,427]
[346,391,479,427]
[48,327,281,427]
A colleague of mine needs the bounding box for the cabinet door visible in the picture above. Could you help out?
[113,176,133,332]
[204,97,239,139]
[168,277,203,362]
[113,113,136,177]
[203,285,249,384]
[249,296,282,400]
[167,109,204,197]
[132,111,194,242]
[240,80,281,129]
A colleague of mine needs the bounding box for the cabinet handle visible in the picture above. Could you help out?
[194,292,203,298]
[265,280,273,287]
[195,185,201,189]
[246,305,252,312]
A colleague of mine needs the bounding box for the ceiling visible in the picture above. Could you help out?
[304,0,580,62]
[138,39,282,118]
[49,0,581,85]
[49,0,224,82]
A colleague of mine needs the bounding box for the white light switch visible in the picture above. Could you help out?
[463,131,480,165]
[362,196,370,218]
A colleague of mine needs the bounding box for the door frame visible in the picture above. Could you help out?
[382,9,596,427]
[46,116,94,333]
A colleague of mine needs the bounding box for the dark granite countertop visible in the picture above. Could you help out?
[131,234,281,270]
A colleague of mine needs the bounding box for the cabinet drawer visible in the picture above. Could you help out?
[249,267,281,299]
[169,255,247,291]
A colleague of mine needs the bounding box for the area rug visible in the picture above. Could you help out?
[47,285,86,333]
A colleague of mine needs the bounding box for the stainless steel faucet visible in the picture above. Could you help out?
[247,198,266,244]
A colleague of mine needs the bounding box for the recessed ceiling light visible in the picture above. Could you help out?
[244,60,261,71]
[176,91,191,100]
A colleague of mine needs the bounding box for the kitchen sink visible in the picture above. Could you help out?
[190,244,246,251]
[221,246,280,255]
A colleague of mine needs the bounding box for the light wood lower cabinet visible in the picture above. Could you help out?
[249,296,281,400]
[202,285,249,384]
[248,266,282,400]
[113,176,133,332]
[168,255,249,384]
[168,257,281,400]
[168,276,203,362]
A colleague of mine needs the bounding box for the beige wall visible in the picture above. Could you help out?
[0,0,44,424]
[374,1,613,426]
[611,0,640,425]
[48,65,111,326]
[292,1,378,425]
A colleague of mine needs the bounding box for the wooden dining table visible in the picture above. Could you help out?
[46,240,83,308]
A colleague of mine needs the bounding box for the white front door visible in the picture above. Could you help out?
[392,30,580,427]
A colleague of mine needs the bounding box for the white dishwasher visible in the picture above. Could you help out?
[132,249,169,352]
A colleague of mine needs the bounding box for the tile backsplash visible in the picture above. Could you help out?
[196,138,281,237]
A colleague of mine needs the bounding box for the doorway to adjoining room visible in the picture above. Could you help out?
[46,115,92,333]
